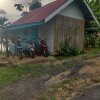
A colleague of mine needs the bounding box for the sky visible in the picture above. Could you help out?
[0,0,55,22]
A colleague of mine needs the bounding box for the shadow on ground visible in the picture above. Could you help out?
[73,85,100,100]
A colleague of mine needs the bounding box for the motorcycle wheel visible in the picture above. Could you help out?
[18,52,23,60]
[43,50,49,57]
[30,51,35,59]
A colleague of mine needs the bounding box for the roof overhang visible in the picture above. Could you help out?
[0,25,11,32]
[8,21,44,30]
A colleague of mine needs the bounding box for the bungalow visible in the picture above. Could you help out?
[9,0,100,55]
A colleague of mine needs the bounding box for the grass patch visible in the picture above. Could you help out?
[0,63,60,86]
[56,48,100,60]
[0,64,46,86]
[0,48,99,87]
[80,48,100,59]
[0,62,71,87]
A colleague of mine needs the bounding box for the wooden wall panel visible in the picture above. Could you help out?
[54,15,85,50]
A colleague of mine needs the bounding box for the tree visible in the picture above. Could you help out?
[29,0,41,11]
[0,17,8,53]
[84,0,100,23]
[0,17,8,25]
[14,0,42,16]
[14,3,28,16]
[83,0,100,48]
[14,4,24,11]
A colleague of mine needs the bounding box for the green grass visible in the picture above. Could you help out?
[0,63,60,86]
[0,48,100,87]
[87,48,100,54]
[80,48,100,59]
[0,64,44,86]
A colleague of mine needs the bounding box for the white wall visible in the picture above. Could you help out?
[38,19,54,54]
[59,2,84,20]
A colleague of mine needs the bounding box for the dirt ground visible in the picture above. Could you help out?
[6,56,56,65]
[0,76,49,100]
[0,56,100,100]
[74,84,100,100]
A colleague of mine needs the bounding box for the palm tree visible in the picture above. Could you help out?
[0,17,8,53]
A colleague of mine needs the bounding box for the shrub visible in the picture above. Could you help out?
[55,42,81,57]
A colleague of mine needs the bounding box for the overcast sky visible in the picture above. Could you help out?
[0,0,55,22]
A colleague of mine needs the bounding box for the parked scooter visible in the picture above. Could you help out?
[39,38,49,57]
[29,42,35,58]
[27,42,35,58]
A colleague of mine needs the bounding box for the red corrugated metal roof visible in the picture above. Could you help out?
[13,0,68,25]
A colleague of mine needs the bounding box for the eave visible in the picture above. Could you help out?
[8,21,44,30]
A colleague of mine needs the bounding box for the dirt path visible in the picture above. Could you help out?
[45,57,100,100]
[0,57,100,100]
[0,75,50,100]
[74,84,100,100]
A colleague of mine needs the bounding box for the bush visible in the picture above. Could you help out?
[55,42,82,57]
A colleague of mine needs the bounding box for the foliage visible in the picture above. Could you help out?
[98,37,100,47]
[14,4,24,11]
[14,0,41,16]
[29,0,41,11]
[0,16,9,53]
[84,0,100,21]
[21,11,28,16]
[84,29,98,48]
[55,42,83,57]
[0,17,8,25]
[83,0,100,48]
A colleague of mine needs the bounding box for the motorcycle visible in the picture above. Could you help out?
[30,44,35,58]
[39,39,49,57]
[25,42,35,58]
[19,41,35,59]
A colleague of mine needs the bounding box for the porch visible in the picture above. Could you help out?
[8,21,54,56]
